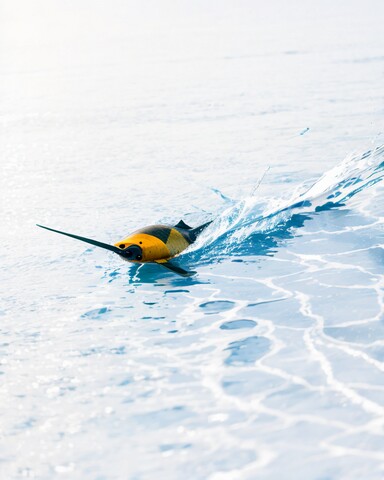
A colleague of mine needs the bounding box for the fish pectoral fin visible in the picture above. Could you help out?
[154,260,196,277]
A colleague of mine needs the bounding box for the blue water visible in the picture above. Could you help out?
[1,1,384,479]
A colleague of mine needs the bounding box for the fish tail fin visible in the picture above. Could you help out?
[189,221,212,241]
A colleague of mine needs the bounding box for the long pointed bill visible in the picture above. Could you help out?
[36,224,122,254]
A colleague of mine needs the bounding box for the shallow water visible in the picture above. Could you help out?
[1,1,384,479]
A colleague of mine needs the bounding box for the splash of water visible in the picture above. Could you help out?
[184,145,384,263]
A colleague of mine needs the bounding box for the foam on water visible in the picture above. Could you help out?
[183,145,384,265]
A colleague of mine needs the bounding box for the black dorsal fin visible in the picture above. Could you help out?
[174,219,192,230]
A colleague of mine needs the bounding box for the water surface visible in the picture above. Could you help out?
[1,1,384,479]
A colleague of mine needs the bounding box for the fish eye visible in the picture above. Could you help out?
[139,242,142,244]
[119,244,125,249]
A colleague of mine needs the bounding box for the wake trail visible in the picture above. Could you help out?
[183,145,384,263]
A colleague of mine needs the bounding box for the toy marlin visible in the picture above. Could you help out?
[37,220,211,276]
